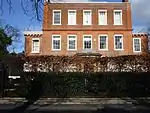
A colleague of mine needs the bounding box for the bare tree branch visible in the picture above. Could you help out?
[21,0,30,16]
[0,0,45,21]
[0,0,3,16]
[6,0,14,14]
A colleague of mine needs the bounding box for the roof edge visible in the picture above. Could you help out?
[132,33,149,37]
[24,31,43,36]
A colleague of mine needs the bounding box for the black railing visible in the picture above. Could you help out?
[0,61,8,97]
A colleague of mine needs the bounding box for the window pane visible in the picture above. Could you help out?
[68,11,76,25]
[134,39,141,51]
[68,36,76,50]
[114,11,122,25]
[83,11,91,25]
[54,11,61,24]
[53,40,60,49]
[84,36,92,49]
[69,40,75,49]
[100,36,107,49]
[53,36,60,50]
[115,36,123,49]
[32,40,39,52]
[99,11,107,25]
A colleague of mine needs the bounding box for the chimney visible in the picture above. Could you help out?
[122,0,128,2]
[44,0,51,2]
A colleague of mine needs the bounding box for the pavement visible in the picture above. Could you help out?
[0,97,139,105]
[0,104,150,113]
[0,98,150,113]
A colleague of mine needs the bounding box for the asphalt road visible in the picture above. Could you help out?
[0,104,150,113]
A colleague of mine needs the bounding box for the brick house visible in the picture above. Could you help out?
[24,0,148,57]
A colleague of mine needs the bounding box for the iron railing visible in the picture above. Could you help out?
[0,61,8,97]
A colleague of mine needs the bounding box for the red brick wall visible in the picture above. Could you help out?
[40,30,132,56]
[25,32,148,56]
[24,2,148,56]
[132,34,149,55]
[43,3,132,31]
[25,35,42,56]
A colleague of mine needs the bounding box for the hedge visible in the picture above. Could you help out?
[23,55,150,72]
[4,72,150,98]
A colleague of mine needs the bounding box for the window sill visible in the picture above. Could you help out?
[83,48,93,50]
[98,24,108,26]
[51,50,61,51]
[52,24,61,25]
[133,51,142,53]
[31,51,40,53]
[99,49,108,51]
[113,24,123,26]
[83,24,92,26]
[68,49,77,51]
[114,49,124,51]
[67,24,77,26]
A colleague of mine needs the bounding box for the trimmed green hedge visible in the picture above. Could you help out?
[4,72,150,97]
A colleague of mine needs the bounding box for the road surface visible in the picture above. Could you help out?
[0,104,150,113]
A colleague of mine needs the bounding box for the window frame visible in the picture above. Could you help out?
[83,10,92,25]
[133,38,141,52]
[113,10,122,25]
[98,35,108,51]
[98,10,107,25]
[114,34,124,51]
[68,10,77,25]
[52,35,61,51]
[53,10,61,25]
[83,35,92,49]
[31,38,40,53]
[67,35,77,51]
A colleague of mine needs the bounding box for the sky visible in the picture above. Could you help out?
[0,0,149,52]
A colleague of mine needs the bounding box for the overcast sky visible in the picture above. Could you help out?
[1,0,149,52]
[131,0,150,31]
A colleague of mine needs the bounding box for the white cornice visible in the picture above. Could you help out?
[23,31,43,35]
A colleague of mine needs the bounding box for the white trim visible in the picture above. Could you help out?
[98,34,108,51]
[132,33,148,35]
[113,10,122,25]
[68,10,77,25]
[31,38,40,53]
[83,10,92,25]
[98,10,107,25]
[133,38,141,53]
[53,10,61,25]
[8,76,20,79]
[52,35,61,51]
[83,35,92,49]
[24,31,43,35]
[50,2,127,3]
[67,35,77,51]
[114,34,124,51]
